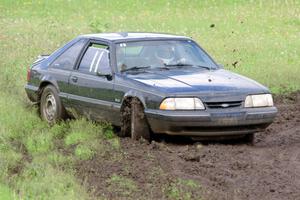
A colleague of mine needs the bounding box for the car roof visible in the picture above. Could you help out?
[79,32,190,42]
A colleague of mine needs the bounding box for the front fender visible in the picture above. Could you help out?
[122,90,147,108]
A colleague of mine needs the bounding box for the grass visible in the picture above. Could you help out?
[106,174,139,197]
[15,162,89,200]
[0,0,299,199]
[164,178,202,200]
[0,184,15,200]
[0,91,119,199]
[1,0,299,93]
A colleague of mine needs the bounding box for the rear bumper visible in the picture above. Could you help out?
[25,84,39,102]
[145,107,277,136]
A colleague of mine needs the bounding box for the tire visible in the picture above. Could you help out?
[130,99,151,141]
[244,133,255,144]
[119,104,131,137]
[40,85,66,125]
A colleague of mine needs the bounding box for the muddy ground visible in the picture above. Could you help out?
[76,92,300,200]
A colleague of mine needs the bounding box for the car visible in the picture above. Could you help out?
[25,32,277,142]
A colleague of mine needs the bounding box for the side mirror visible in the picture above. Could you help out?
[97,66,113,80]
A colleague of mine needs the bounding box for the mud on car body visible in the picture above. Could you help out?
[25,32,277,142]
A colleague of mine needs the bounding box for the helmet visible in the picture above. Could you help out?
[155,46,175,64]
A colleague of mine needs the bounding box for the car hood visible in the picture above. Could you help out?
[127,68,269,101]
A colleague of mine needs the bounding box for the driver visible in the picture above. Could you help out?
[155,45,176,65]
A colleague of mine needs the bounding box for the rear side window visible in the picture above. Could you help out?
[78,43,110,74]
[51,39,86,70]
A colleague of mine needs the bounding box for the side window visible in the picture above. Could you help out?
[51,39,86,70]
[78,43,110,74]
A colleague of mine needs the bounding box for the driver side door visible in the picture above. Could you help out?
[68,41,116,122]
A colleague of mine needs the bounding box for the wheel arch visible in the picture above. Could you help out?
[120,90,147,112]
[119,91,151,140]
[37,76,59,102]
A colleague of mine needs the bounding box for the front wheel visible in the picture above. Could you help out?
[40,85,66,125]
[130,99,151,141]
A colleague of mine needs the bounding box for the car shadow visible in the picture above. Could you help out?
[151,134,251,146]
[112,126,251,146]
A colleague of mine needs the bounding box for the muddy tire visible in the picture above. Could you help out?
[119,105,131,137]
[244,133,255,144]
[130,99,151,141]
[40,85,66,125]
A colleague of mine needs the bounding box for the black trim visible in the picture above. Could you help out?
[72,38,90,70]
[67,93,121,109]
[112,38,219,74]
[74,39,115,75]
[49,38,86,70]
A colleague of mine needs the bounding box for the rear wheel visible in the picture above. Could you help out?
[40,85,66,125]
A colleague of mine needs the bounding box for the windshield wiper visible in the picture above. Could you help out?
[193,65,211,70]
[163,63,193,67]
[121,66,151,72]
[156,66,171,70]
[164,62,211,70]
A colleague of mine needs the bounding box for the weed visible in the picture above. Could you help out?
[164,178,202,200]
[0,142,22,180]
[15,162,89,200]
[51,123,70,139]
[108,137,120,149]
[25,130,53,155]
[106,174,138,197]
[74,144,95,160]
[46,152,74,169]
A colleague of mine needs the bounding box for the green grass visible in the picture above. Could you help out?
[1,0,299,93]
[164,178,202,200]
[106,174,139,197]
[15,161,89,200]
[0,0,299,199]
[0,184,15,200]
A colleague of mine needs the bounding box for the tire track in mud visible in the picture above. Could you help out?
[76,92,300,200]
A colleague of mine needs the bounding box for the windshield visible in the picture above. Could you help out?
[116,40,217,72]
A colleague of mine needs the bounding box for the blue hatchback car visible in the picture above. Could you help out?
[25,32,277,142]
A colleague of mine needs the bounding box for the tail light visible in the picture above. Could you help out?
[27,68,31,82]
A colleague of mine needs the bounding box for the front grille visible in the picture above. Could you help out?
[205,101,242,109]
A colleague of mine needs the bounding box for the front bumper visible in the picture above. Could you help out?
[145,107,277,136]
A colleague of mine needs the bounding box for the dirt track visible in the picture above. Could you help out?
[76,92,300,200]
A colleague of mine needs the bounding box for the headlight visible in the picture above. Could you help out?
[245,94,274,108]
[159,98,205,110]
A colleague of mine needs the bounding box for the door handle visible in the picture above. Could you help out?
[71,76,78,83]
